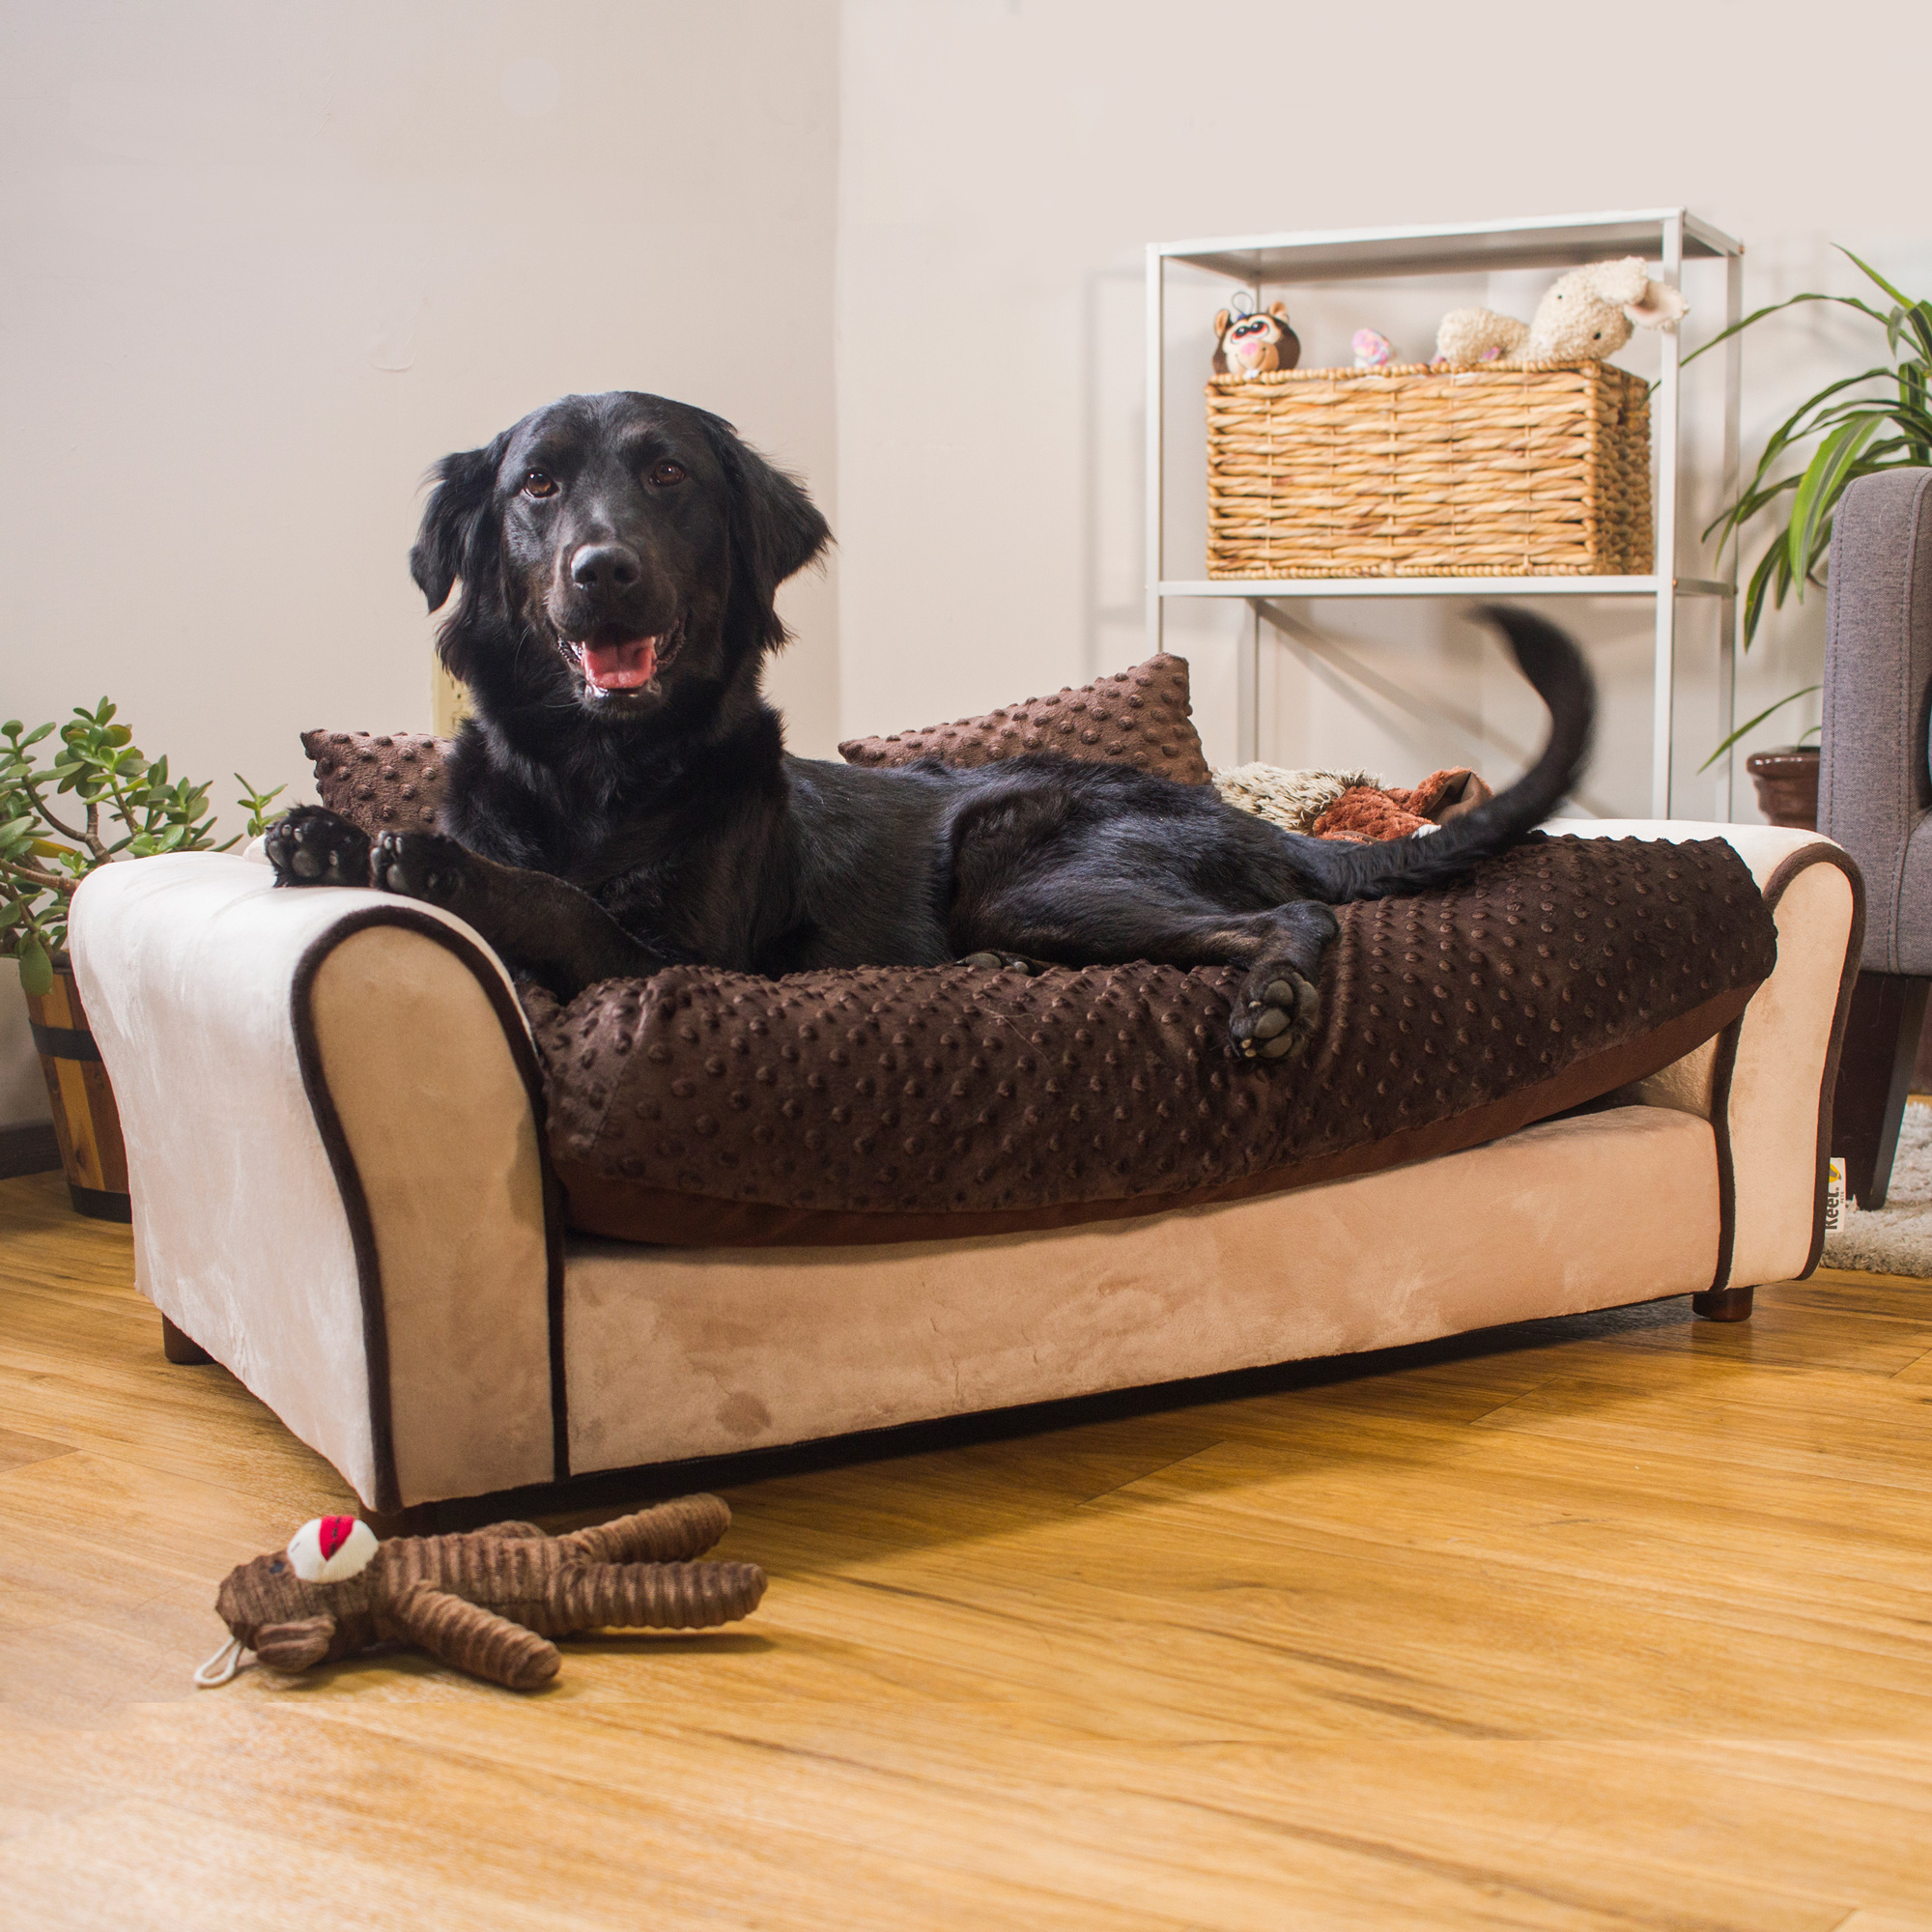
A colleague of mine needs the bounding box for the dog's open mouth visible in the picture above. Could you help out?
[562,618,686,697]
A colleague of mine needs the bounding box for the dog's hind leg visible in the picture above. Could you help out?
[956,884,1338,1064]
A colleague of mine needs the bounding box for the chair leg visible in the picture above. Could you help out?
[1831,972,1931,1209]
[1691,1285,1753,1322]
[160,1315,213,1365]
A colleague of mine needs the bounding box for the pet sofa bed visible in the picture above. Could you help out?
[71,659,1861,1513]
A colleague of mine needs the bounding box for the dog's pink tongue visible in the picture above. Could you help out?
[582,637,659,690]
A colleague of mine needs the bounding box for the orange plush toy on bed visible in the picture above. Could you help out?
[197,1493,766,1691]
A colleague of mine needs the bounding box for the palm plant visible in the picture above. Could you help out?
[1691,247,1930,764]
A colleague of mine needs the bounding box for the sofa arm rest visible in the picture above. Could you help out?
[1820,467,1932,975]
[1561,820,1861,1286]
[70,853,561,1509]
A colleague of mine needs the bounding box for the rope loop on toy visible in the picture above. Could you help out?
[193,1635,247,1689]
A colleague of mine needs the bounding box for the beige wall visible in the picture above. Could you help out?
[9,0,1928,1130]
[0,0,840,1126]
[834,0,1932,810]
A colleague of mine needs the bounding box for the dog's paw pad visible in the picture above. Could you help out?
[264,807,371,889]
[1230,970,1320,1064]
[372,831,469,907]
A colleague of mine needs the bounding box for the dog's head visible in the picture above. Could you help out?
[411,392,830,731]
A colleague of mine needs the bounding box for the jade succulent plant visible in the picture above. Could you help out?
[1,699,284,995]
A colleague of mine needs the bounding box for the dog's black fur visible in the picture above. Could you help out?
[267,390,1594,1063]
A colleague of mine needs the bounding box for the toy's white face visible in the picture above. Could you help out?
[1224,315,1289,371]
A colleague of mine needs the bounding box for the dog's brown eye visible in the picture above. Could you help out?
[649,461,688,487]
[523,469,558,498]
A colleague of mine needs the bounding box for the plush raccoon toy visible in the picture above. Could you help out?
[1213,300,1301,379]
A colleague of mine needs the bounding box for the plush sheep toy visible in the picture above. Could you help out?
[1435,258,1688,366]
[196,1493,766,1690]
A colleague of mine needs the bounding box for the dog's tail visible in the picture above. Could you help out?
[1293,606,1595,903]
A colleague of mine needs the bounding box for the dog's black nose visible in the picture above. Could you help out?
[570,544,642,592]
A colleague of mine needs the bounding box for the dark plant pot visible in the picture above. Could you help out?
[1745,745,1819,831]
[24,956,131,1222]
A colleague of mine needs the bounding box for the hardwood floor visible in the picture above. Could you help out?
[3,1167,1931,1930]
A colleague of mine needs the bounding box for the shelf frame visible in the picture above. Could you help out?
[1146,208,1746,818]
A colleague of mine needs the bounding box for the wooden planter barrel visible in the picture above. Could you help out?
[25,958,131,1222]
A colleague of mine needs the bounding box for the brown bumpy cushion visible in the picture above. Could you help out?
[525,835,1777,1248]
[838,653,1213,785]
[301,729,453,835]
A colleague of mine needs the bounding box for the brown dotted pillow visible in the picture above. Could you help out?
[838,653,1212,785]
[301,729,453,838]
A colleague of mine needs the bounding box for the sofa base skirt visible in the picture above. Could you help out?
[560,1104,1720,1478]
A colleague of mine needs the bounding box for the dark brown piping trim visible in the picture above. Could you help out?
[1755,842,1866,1280]
[291,904,569,1512]
[1705,1017,1742,1293]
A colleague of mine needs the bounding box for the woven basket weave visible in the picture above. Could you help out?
[1205,360,1653,579]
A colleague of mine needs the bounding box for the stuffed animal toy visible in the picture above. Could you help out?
[1435,258,1689,366]
[1351,327,1394,369]
[197,1492,766,1691]
[1213,300,1301,378]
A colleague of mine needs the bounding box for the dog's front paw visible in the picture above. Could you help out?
[1229,964,1321,1063]
[372,831,474,909]
[265,806,372,888]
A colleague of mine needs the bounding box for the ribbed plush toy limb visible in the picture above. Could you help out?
[393,1581,560,1690]
[553,1560,768,1632]
[559,1494,731,1565]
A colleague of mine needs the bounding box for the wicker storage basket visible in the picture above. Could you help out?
[1206,359,1653,579]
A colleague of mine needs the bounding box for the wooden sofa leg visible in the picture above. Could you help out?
[1691,1286,1753,1322]
[160,1315,213,1365]
[1832,971,1931,1208]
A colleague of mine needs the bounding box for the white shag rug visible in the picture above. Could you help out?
[1823,1099,1932,1277]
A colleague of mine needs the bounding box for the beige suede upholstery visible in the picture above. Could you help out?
[71,855,561,1509]
[563,1106,1718,1471]
[306,927,557,1503]
[1565,823,1860,1287]
[70,824,1858,1509]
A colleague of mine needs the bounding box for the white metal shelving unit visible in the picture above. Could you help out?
[1146,209,1744,818]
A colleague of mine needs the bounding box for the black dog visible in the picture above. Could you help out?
[266,390,1593,1063]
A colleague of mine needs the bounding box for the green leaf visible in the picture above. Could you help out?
[20,723,52,746]
[17,935,52,998]
[1787,414,1883,589]
[1699,684,1823,771]
[1681,289,1890,367]
[1840,244,1912,310]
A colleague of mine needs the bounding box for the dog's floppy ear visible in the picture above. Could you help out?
[704,417,832,648]
[410,440,503,613]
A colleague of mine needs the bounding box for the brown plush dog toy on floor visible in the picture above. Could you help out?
[199,1493,765,1690]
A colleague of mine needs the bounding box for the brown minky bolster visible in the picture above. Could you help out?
[525,834,1777,1247]
[837,651,1213,787]
[302,728,450,834]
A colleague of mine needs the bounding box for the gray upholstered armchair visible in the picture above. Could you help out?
[1821,467,1932,1206]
